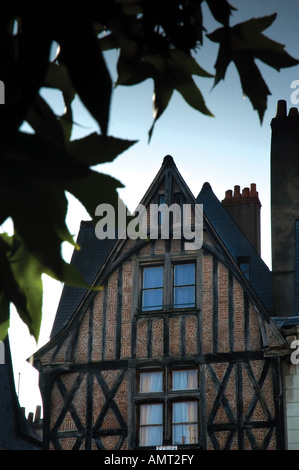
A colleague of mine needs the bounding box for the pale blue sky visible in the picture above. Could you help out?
[7,0,299,417]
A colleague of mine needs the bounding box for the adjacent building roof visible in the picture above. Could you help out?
[0,337,41,450]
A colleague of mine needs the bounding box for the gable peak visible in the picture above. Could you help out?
[162,154,175,165]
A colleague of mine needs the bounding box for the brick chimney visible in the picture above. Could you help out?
[222,183,261,255]
[271,99,299,317]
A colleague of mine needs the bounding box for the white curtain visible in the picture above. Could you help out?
[172,401,198,444]
[140,371,163,393]
[172,370,197,390]
[139,404,163,446]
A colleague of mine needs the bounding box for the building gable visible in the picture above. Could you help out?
[32,156,289,451]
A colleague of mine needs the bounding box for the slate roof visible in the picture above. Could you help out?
[0,337,41,449]
[197,182,273,313]
[50,220,116,339]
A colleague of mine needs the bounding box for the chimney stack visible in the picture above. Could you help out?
[271,99,299,317]
[222,183,261,255]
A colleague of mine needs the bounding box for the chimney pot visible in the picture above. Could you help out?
[222,183,261,254]
[35,405,41,422]
[234,185,241,198]
[250,183,258,196]
[276,99,287,117]
[288,107,299,117]
[242,187,250,197]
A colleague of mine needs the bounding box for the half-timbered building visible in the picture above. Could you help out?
[32,153,291,450]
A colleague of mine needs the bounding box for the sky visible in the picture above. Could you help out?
[6,0,299,419]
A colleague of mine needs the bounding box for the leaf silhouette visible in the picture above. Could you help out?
[207,14,299,122]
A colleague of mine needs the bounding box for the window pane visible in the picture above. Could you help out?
[140,404,163,425]
[174,264,195,286]
[172,370,197,390]
[173,402,197,423]
[140,372,163,393]
[142,288,163,311]
[144,266,163,288]
[139,404,163,446]
[172,402,198,445]
[140,425,163,446]
[172,424,198,445]
[174,286,195,308]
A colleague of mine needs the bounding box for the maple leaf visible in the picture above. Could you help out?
[207,14,299,122]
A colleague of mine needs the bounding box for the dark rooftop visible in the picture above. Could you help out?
[50,220,116,339]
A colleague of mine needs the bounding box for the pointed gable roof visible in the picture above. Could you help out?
[48,155,203,341]
[40,155,286,356]
[137,154,196,206]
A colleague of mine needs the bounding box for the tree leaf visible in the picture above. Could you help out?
[146,50,213,141]
[25,94,66,145]
[68,133,138,166]
[148,79,174,142]
[57,17,112,136]
[116,53,151,86]
[0,180,75,279]
[175,76,214,117]
[46,258,101,291]
[207,14,299,122]
[0,14,52,135]
[0,234,41,341]
[0,235,27,341]
[0,230,100,342]
[1,131,90,183]
[98,33,119,52]
[233,53,271,123]
[44,61,76,141]
[0,292,10,342]
[168,49,214,79]
[65,170,124,221]
[8,235,43,341]
[205,0,237,26]
[44,62,76,106]
[231,15,299,71]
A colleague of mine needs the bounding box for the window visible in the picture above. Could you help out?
[142,266,163,311]
[136,368,199,448]
[172,401,198,445]
[139,404,163,446]
[172,369,197,390]
[173,263,195,308]
[139,371,163,393]
[140,262,196,312]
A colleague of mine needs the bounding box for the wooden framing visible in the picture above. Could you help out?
[32,156,289,450]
